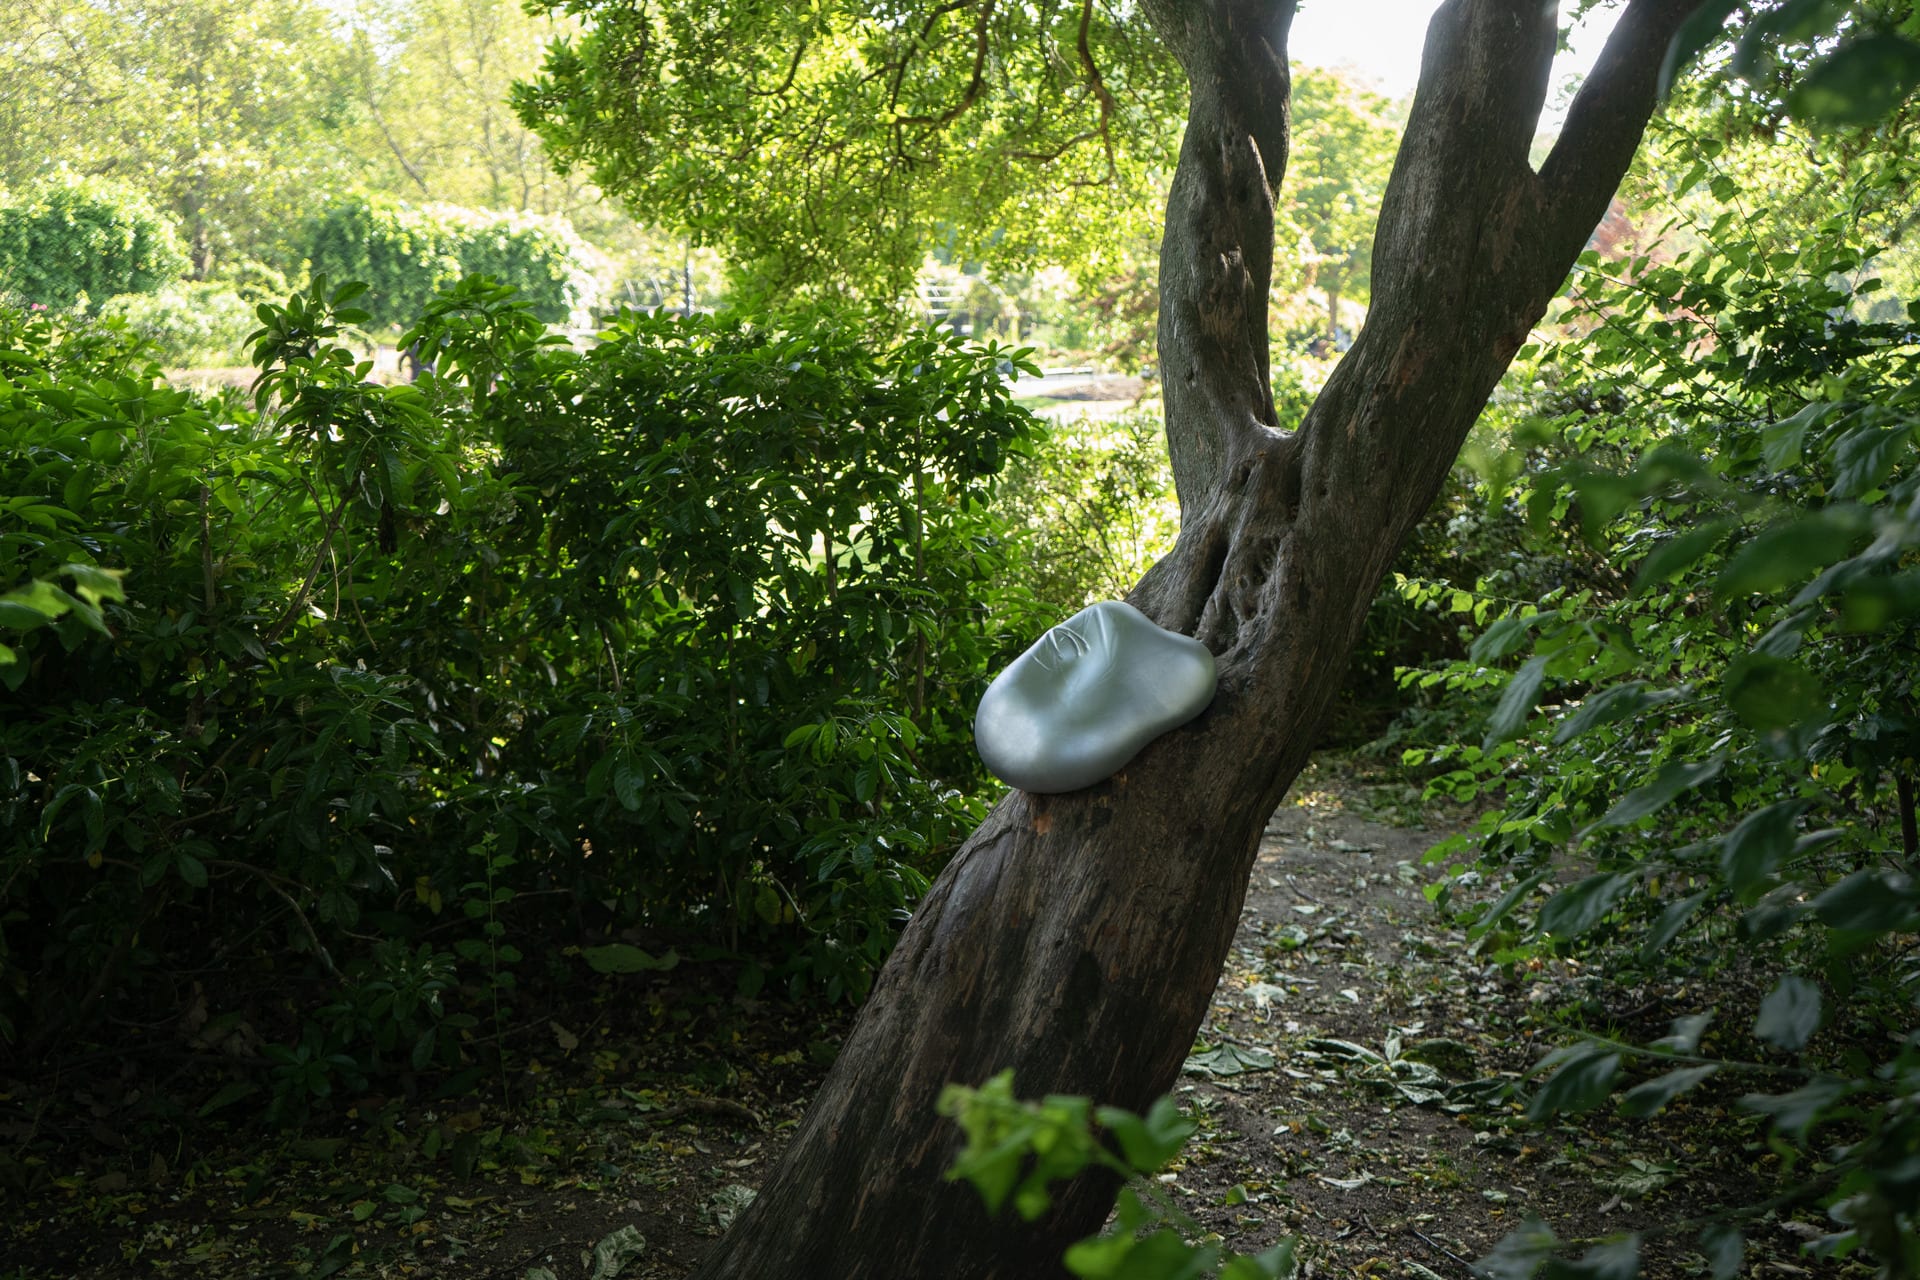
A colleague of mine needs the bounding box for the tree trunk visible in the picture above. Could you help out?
[693,2,1703,1276]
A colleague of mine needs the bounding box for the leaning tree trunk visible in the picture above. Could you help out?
[695,1,1703,1275]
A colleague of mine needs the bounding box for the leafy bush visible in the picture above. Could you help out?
[98,282,257,367]
[0,176,187,310]
[1408,172,1920,1275]
[0,276,1042,1097]
[304,197,598,328]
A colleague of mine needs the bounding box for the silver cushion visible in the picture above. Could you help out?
[974,600,1217,794]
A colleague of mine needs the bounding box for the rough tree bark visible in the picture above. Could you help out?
[694,1,1704,1275]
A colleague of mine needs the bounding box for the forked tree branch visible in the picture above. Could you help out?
[1136,0,1706,659]
[1538,0,1709,268]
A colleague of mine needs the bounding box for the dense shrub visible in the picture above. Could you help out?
[1410,188,1920,1271]
[0,278,1041,1107]
[98,281,257,367]
[0,177,187,310]
[305,197,597,328]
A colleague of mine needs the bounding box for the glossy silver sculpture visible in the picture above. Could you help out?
[974,600,1217,794]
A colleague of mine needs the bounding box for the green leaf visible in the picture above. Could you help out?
[1716,510,1866,598]
[947,1134,1027,1217]
[1760,401,1832,471]
[1544,1236,1640,1280]
[1741,885,1811,944]
[1788,34,1920,127]
[1652,1012,1714,1054]
[1585,758,1723,834]
[1569,471,1639,542]
[1640,893,1709,963]
[1469,870,1553,941]
[1840,570,1920,631]
[1618,1065,1718,1118]
[1477,1217,1560,1280]
[1220,1241,1296,1280]
[1810,869,1920,933]
[1753,974,1820,1051]
[1097,1096,1194,1173]
[1066,1227,1218,1280]
[1483,654,1549,751]
[1732,0,1850,75]
[1828,423,1912,498]
[0,579,79,628]
[176,851,209,889]
[1528,1047,1620,1120]
[1537,872,1634,940]
[1182,1043,1275,1077]
[580,944,680,974]
[1470,611,1556,664]
[1739,1075,1850,1140]
[1658,0,1741,98]
[612,763,643,811]
[197,1080,259,1117]
[1717,801,1807,901]
[1700,1225,1743,1280]
[1553,683,1681,745]
[1631,521,1733,592]
[60,562,126,607]
[450,1131,481,1179]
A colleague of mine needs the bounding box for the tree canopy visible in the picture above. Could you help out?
[513,0,1188,310]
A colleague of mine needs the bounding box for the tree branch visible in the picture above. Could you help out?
[1076,0,1121,181]
[1537,0,1711,270]
[1138,0,1296,518]
[890,0,996,128]
[749,32,811,97]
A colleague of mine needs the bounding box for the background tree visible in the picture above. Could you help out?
[304,195,599,326]
[0,0,713,311]
[0,0,364,279]
[1277,67,1399,344]
[519,0,1720,1273]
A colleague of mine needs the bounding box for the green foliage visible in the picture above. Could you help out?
[0,275,1042,1096]
[0,177,187,310]
[512,1,1184,312]
[995,409,1180,617]
[305,197,597,328]
[97,282,257,367]
[1661,0,1920,130]
[0,0,367,278]
[1277,70,1400,341]
[1408,133,1920,1276]
[0,0,641,290]
[941,1071,1296,1280]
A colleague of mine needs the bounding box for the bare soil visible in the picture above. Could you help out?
[0,763,1860,1279]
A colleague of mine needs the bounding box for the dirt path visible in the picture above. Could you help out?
[1165,772,1840,1280]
